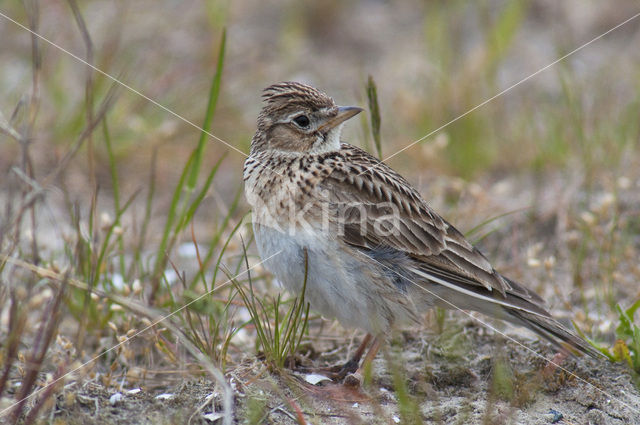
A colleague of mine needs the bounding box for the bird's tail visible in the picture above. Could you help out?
[502,308,602,358]
[411,267,603,358]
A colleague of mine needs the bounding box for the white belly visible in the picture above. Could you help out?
[253,223,414,334]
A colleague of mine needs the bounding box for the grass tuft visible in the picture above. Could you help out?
[231,244,310,371]
[580,298,640,387]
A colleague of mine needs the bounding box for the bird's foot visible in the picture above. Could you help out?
[296,358,360,382]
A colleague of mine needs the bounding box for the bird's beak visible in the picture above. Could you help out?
[318,106,364,132]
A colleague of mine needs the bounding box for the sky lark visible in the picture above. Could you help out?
[243,81,599,378]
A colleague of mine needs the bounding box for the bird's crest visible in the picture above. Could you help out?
[262,82,334,110]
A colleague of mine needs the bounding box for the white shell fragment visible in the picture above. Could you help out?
[303,373,332,385]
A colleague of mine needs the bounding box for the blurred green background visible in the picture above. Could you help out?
[2,0,639,193]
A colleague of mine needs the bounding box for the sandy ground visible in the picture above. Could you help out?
[51,319,640,424]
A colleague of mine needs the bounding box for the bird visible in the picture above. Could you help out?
[243,81,600,379]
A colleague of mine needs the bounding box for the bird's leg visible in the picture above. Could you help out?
[329,334,383,381]
[296,333,373,380]
[337,336,382,385]
[359,336,382,373]
[332,333,373,377]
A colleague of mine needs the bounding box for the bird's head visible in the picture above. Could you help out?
[251,82,363,155]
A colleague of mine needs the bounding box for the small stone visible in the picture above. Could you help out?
[155,393,174,400]
[202,412,224,423]
[109,392,123,405]
[547,408,563,423]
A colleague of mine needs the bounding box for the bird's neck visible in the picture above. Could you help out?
[308,124,343,155]
[250,129,344,157]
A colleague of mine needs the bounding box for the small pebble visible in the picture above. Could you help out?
[202,412,224,422]
[548,408,563,423]
[155,393,174,400]
[109,392,123,405]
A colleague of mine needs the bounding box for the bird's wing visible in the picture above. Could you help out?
[321,144,541,304]
[315,144,602,358]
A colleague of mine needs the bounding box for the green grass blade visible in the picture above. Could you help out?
[466,207,530,242]
[208,215,245,292]
[187,28,226,191]
[150,152,196,298]
[204,187,244,285]
[103,118,126,277]
[132,148,157,281]
[486,0,527,72]
[365,75,382,159]
[178,153,227,232]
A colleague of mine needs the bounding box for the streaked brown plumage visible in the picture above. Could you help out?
[244,81,600,377]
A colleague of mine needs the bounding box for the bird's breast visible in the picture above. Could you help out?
[244,155,329,233]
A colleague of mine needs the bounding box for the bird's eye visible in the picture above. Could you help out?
[292,115,310,128]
